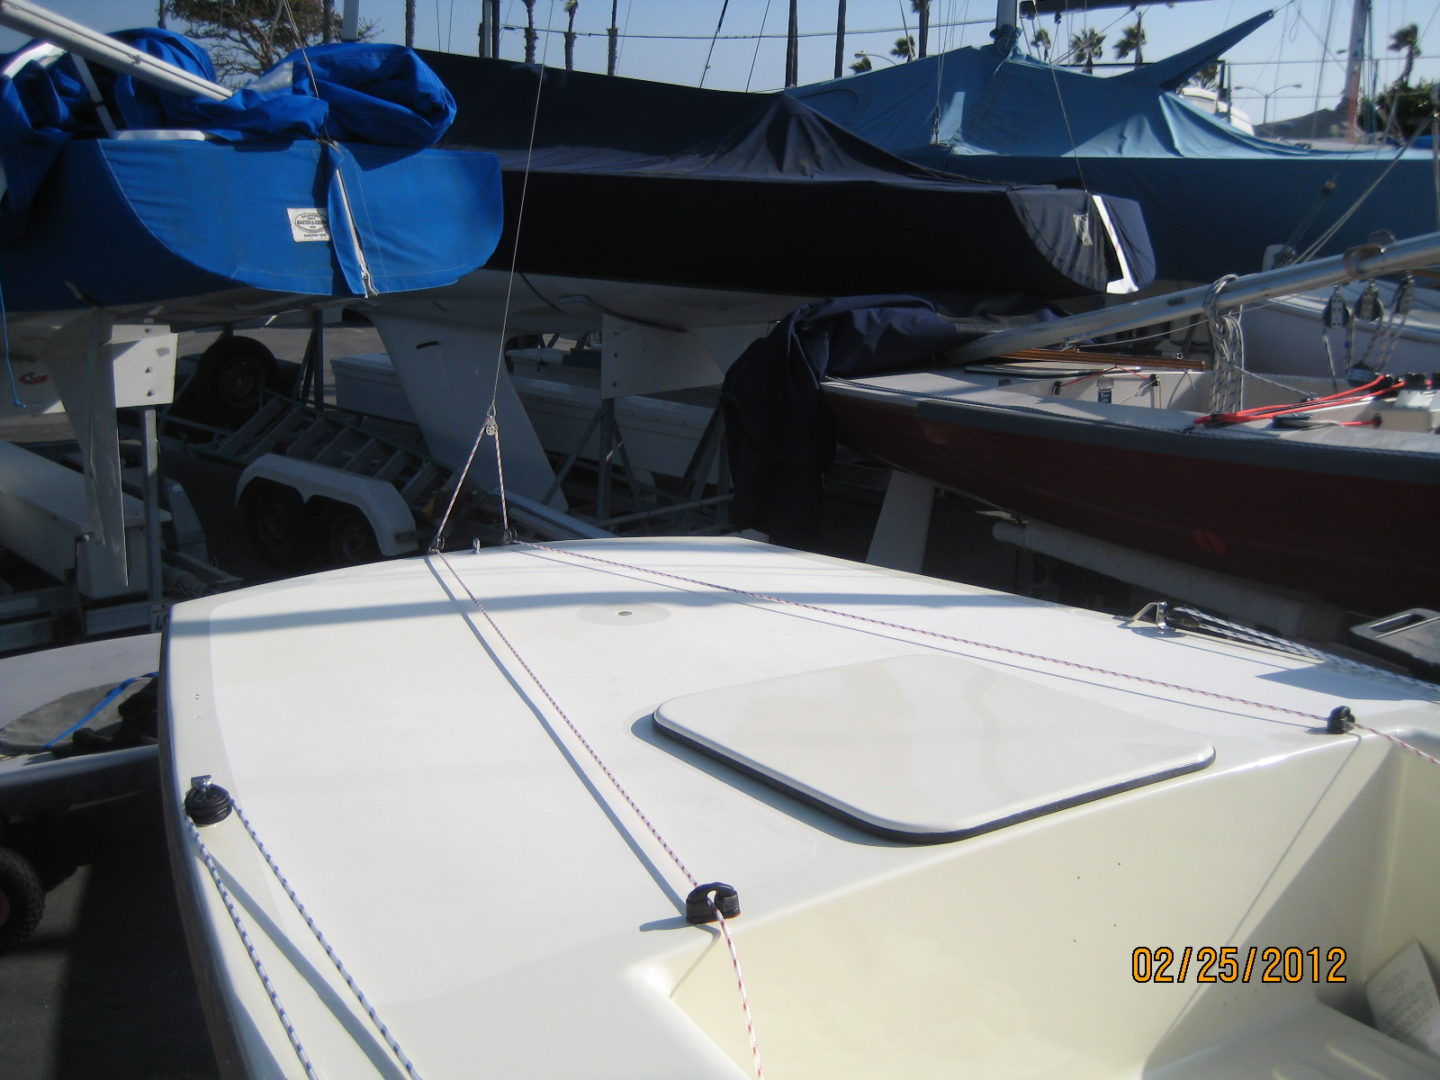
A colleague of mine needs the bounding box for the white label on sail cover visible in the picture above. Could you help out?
[1366,942,1440,1057]
[1072,211,1093,246]
[287,208,331,242]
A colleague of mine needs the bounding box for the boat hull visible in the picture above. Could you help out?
[161,537,1440,1078]
[826,386,1440,614]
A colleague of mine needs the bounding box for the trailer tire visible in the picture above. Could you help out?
[192,336,278,428]
[319,502,381,567]
[0,846,44,952]
[242,480,313,569]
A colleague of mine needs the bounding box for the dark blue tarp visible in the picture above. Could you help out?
[421,52,1155,299]
[789,13,1438,280]
[721,294,1057,545]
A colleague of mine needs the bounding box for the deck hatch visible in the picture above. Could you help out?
[653,654,1214,842]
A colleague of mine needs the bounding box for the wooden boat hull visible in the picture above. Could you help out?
[825,384,1440,614]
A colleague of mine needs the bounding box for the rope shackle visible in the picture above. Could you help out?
[686,882,741,925]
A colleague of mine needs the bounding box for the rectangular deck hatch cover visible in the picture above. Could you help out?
[653,654,1214,842]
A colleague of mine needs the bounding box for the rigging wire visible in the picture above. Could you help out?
[700,0,731,88]
[744,0,774,92]
[428,546,767,1078]
[1,282,20,408]
[430,1,562,550]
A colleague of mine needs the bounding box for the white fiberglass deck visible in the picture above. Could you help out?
[163,537,1440,1079]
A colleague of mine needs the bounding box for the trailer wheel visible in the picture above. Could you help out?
[192,336,278,427]
[0,846,44,952]
[242,480,313,569]
[319,502,381,567]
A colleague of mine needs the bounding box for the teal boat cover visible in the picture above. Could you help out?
[790,12,1437,280]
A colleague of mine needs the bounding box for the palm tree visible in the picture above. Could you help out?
[607,0,618,74]
[1069,28,1105,74]
[1031,26,1052,62]
[1389,24,1421,88]
[563,0,579,69]
[912,0,929,60]
[522,0,537,63]
[891,35,915,62]
[1114,17,1145,67]
[850,52,872,74]
[834,0,847,78]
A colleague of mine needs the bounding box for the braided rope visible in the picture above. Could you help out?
[189,821,319,1080]
[515,542,1332,723]
[1165,604,1439,697]
[1205,276,1246,415]
[519,544,1440,776]
[233,805,426,1080]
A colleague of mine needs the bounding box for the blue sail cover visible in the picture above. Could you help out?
[0,30,499,314]
[789,13,1438,281]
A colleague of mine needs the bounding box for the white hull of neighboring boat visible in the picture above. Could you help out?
[0,634,161,815]
[1240,283,1440,377]
[163,537,1440,1078]
[360,271,809,502]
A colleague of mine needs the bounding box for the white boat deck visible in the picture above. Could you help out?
[163,538,1440,1078]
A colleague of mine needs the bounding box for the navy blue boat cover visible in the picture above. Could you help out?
[721,294,1057,545]
[420,51,1154,299]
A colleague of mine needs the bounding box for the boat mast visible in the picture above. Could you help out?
[994,0,1019,45]
[948,230,1440,364]
[785,0,799,87]
[0,0,230,99]
[1343,0,1370,142]
[342,0,360,42]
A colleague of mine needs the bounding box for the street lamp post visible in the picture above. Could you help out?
[851,50,900,70]
[1237,83,1303,126]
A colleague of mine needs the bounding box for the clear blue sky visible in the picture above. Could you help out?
[3,1,1437,123]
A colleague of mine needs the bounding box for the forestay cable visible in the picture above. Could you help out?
[429,2,559,551]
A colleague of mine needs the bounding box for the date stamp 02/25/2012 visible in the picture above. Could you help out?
[1131,945,1348,984]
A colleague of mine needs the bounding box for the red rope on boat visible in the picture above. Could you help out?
[1194,373,1397,427]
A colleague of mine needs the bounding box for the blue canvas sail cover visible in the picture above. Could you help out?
[790,14,1307,169]
[421,51,1155,299]
[0,28,457,233]
[0,29,500,310]
[789,12,1437,280]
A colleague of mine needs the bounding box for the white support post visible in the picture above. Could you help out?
[866,470,935,573]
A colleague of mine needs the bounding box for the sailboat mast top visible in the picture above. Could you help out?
[948,231,1440,364]
[342,0,361,43]
[0,0,232,101]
